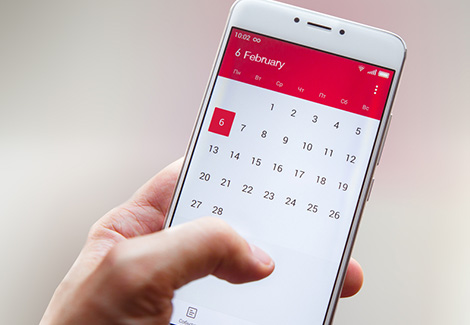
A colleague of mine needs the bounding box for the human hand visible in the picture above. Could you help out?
[40,158,363,324]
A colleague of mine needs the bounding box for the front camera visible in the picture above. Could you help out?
[339,29,345,35]
[294,17,300,23]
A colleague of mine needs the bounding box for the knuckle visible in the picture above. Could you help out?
[95,241,176,315]
[98,242,149,295]
[102,242,131,273]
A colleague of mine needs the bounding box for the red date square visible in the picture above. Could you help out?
[208,107,236,137]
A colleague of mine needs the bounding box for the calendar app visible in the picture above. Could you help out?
[169,27,394,325]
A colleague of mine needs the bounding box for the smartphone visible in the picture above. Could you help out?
[164,0,406,324]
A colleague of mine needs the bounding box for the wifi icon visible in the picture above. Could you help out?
[358,65,365,72]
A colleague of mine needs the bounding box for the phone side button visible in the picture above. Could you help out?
[366,179,375,202]
[377,114,393,166]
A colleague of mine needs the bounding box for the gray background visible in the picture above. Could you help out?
[1,0,469,324]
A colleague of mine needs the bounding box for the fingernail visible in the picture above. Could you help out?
[249,243,273,266]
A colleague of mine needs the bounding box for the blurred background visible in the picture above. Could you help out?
[0,0,468,324]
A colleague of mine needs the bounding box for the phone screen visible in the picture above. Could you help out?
[168,27,394,325]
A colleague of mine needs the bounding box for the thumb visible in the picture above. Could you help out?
[82,217,274,323]
[104,217,275,288]
[154,217,275,287]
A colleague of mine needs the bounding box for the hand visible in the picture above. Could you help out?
[40,158,363,324]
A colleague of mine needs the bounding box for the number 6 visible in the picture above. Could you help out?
[219,118,225,126]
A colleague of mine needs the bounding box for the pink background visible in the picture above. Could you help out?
[0,0,468,324]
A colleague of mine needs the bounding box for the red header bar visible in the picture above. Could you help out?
[218,28,394,120]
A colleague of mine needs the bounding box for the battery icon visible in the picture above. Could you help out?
[378,71,390,79]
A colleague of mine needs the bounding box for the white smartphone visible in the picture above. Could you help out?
[164,0,406,324]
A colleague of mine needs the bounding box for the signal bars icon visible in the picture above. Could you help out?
[359,66,391,79]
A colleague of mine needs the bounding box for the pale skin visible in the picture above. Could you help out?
[40,158,363,325]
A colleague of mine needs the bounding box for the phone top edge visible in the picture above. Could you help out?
[230,0,406,70]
